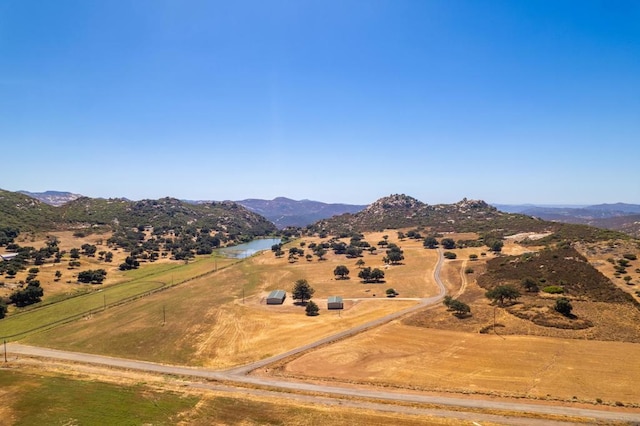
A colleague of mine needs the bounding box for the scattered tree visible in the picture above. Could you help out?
[385,244,404,264]
[385,288,397,297]
[54,270,62,281]
[292,279,315,304]
[0,300,7,319]
[449,299,471,316]
[355,259,366,268]
[334,265,350,280]
[423,237,438,249]
[485,285,520,306]
[314,247,327,260]
[443,251,457,259]
[441,238,456,249]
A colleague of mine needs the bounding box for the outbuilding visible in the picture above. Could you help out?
[0,253,18,261]
[327,296,343,310]
[266,289,286,305]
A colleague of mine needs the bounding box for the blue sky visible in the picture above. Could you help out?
[1,1,639,205]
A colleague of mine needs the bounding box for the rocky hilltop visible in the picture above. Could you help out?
[18,190,82,206]
[308,194,543,235]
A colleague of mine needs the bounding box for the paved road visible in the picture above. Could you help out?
[6,248,640,424]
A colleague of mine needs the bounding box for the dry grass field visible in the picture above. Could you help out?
[23,239,421,368]
[11,229,640,416]
[279,321,640,406]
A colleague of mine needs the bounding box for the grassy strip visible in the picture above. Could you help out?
[0,369,198,425]
[0,254,239,340]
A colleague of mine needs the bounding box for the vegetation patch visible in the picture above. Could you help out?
[507,303,593,330]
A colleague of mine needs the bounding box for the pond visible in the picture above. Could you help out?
[216,238,281,259]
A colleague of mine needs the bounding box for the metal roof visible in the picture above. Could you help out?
[328,296,343,303]
[268,289,286,299]
[0,253,19,261]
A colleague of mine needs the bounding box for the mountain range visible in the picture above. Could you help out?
[6,190,640,238]
[494,203,640,238]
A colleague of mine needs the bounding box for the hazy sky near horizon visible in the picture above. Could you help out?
[1,1,639,205]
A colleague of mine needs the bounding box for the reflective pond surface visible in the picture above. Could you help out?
[216,238,281,259]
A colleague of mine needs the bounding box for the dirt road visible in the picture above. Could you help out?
[6,248,640,424]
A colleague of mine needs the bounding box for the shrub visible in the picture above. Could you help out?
[443,251,457,259]
[464,267,474,274]
[442,295,453,308]
[521,277,539,292]
[305,300,319,316]
[554,297,573,316]
[469,253,478,260]
[623,253,637,261]
[542,285,564,294]
[386,288,397,297]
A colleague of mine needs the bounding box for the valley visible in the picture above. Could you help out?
[0,191,639,424]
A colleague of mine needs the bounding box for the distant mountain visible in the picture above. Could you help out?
[18,190,82,206]
[235,197,366,228]
[588,203,640,214]
[309,194,549,235]
[492,203,640,237]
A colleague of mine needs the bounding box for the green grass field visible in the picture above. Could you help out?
[0,369,198,425]
[0,369,459,425]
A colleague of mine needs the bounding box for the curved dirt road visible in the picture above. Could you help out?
[6,248,640,424]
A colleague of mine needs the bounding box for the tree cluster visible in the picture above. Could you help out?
[77,269,108,284]
[358,267,385,283]
[443,295,471,316]
[9,280,43,307]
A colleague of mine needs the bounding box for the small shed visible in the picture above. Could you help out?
[266,289,286,305]
[0,253,18,261]
[327,296,343,310]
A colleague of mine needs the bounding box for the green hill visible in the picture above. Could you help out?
[0,189,277,240]
[0,189,60,231]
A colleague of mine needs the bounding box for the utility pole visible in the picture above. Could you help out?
[103,294,106,311]
[493,305,497,334]
[163,305,166,326]
[4,340,7,363]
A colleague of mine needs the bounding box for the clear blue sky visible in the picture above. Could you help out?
[1,1,639,205]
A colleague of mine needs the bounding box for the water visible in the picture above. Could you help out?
[216,238,281,259]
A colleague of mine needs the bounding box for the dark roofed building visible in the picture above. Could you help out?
[327,296,343,310]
